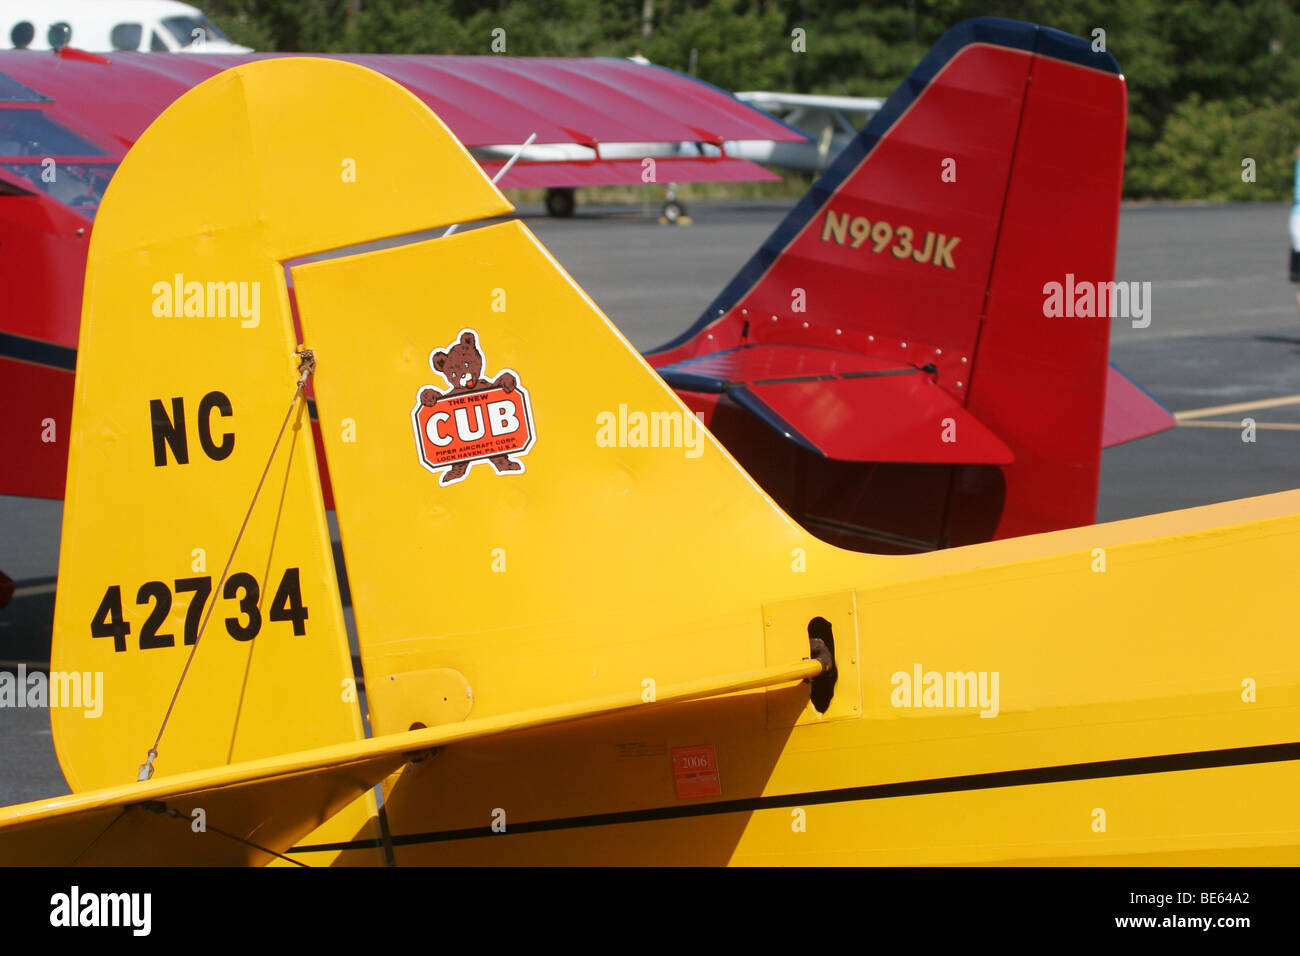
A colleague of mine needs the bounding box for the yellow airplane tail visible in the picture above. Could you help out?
[37,54,834,865]
[45,56,515,861]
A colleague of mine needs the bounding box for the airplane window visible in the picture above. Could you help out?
[160,15,231,47]
[9,21,34,49]
[46,22,71,49]
[0,109,107,156]
[0,161,117,216]
[110,23,143,51]
[150,31,168,52]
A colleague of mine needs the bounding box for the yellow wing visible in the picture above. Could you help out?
[0,660,820,864]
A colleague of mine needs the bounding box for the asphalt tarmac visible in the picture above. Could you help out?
[2,198,1298,806]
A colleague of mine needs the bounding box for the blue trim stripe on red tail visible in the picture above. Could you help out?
[0,332,76,371]
[646,16,1119,357]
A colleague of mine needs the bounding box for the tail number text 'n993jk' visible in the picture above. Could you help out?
[820,209,960,269]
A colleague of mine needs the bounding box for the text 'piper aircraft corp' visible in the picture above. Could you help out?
[0,18,1295,865]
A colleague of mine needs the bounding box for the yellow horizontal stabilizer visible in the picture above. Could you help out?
[0,658,820,865]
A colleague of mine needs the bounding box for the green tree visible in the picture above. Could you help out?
[1136,93,1300,200]
[639,1,788,92]
[196,0,1300,201]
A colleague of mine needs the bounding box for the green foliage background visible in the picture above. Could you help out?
[203,0,1300,201]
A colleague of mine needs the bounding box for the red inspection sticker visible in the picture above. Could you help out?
[671,744,721,800]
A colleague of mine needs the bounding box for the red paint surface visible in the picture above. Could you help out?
[0,52,802,152]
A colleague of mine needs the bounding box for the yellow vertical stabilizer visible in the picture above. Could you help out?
[291,223,848,737]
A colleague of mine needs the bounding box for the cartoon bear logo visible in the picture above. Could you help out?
[411,329,535,485]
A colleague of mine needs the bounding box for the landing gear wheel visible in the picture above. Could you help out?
[545,187,575,218]
[661,199,686,224]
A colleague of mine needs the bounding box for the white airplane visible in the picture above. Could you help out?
[1,0,251,53]
[730,91,884,171]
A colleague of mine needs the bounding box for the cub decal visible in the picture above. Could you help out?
[412,329,535,485]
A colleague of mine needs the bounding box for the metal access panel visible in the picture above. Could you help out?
[763,590,862,728]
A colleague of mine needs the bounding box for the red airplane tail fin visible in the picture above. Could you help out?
[650,17,1173,549]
